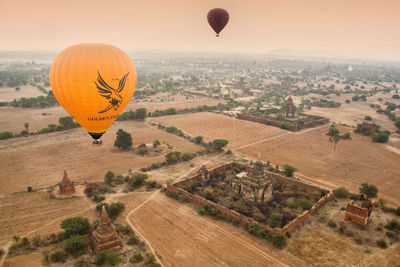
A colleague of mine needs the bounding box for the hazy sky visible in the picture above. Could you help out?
[1,0,399,59]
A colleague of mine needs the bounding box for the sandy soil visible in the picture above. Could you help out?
[305,100,397,132]
[128,192,298,267]
[0,85,47,102]
[236,125,400,205]
[149,112,287,149]
[0,96,224,133]
[3,253,43,267]
[0,121,201,194]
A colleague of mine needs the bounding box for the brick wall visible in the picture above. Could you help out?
[170,162,334,236]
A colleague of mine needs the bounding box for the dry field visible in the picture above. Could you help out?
[0,121,201,194]
[0,85,46,102]
[149,112,287,149]
[0,95,224,133]
[305,94,398,132]
[236,125,400,205]
[128,192,298,267]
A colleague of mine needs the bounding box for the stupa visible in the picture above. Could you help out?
[59,169,75,195]
[90,206,123,253]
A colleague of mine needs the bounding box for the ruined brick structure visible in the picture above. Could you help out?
[361,122,377,133]
[280,95,297,117]
[167,161,334,236]
[231,153,273,202]
[345,200,375,226]
[59,169,75,195]
[90,206,123,253]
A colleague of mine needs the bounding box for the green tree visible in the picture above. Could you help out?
[269,213,283,228]
[359,183,378,199]
[282,164,297,177]
[131,173,148,187]
[61,217,90,238]
[330,133,341,152]
[135,108,147,120]
[327,124,339,137]
[194,136,204,144]
[395,119,400,131]
[165,151,181,164]
[272,234,287,248]
[212,139,229,151]
[114,129,132,150]
[59,116,75,129]
[104,171,114,185]
[372,132,390,143]
[24,122,29,131]
[107,202,125,220]
[298,199,313,210]
[64,235,87,256]
[50,251,67,263]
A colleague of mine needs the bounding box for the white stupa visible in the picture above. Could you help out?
[348,65,353,72]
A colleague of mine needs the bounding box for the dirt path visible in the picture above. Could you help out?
[128,192,293,267]
[125,189,164,267]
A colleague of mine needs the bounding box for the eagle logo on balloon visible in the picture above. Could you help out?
[94,71,129,114]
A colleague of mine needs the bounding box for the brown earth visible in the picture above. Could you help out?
[0,85,47,102]
[236,125,400,205]
[0,95,224,133]
[0,121,201,194]
[3,253,43,267]
[149,112,287,149]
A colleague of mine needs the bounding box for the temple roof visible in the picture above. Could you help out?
[286,95,293,103]
[61,169,73,185]
[95,206,115,236]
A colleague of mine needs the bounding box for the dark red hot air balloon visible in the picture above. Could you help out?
[207,8,229,37]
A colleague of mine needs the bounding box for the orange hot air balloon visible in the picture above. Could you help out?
[50,43,136,144]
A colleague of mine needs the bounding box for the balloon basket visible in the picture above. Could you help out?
[216,34,219,37]
[92,139,103,146]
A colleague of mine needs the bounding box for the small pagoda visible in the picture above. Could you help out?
[59,169,75,195]
[280,95,297,117]
[90,206,123,253]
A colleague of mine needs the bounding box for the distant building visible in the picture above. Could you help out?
[280,96,298,117]
[348,65,353,72]
[90,206,123,253]
[59,170,75,195]
[344,200,375,226]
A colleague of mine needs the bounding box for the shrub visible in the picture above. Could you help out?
[298,199,313,210]
[145,253,158,265]
[97,251,121,266]
[247,224,268,238]
[372,132,389,143]
[396,207,400,216]
[107,202,125,220]
[385,219,400,232]
[181,152,193,161]
[212,139,229,151]
[287,200,297,209]
[272,234,287,248]
[165,151,181,164]
[127,235,140,245]
[335,187,350,198]
[166,126,180,134]
[153,139,160,147]
[282,164,297,177]
[50,251,67,263]
[0,132,13,140]
[61,217,90,238]
[130,252,144,263]
[269,213,283,228]
[131,173,148,187]
[104,171,114,186]
[376,239,388,249]
[359,183,378,199]
[328,220,337,228]
[115,224,133,236]
[194,136,203,144]
[64,235,87,256]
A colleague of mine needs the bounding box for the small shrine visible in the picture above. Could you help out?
[59,169,75,195]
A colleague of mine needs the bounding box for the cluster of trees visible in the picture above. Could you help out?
[116,108,147,121]
[165,151,194,164]
[6,91,58,108]
[354,123,391,143]
[312,99,341,108]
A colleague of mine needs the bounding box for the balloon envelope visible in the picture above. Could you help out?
[207,8,229,37]
[50,43,137,140]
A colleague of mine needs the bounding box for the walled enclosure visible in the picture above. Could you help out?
[167,162,335,236]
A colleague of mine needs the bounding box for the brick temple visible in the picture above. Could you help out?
[230,153,273,202]
[344,200,375,226]
[59,169,75,195]
[280,95,297,117]
[90,206,123,253]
